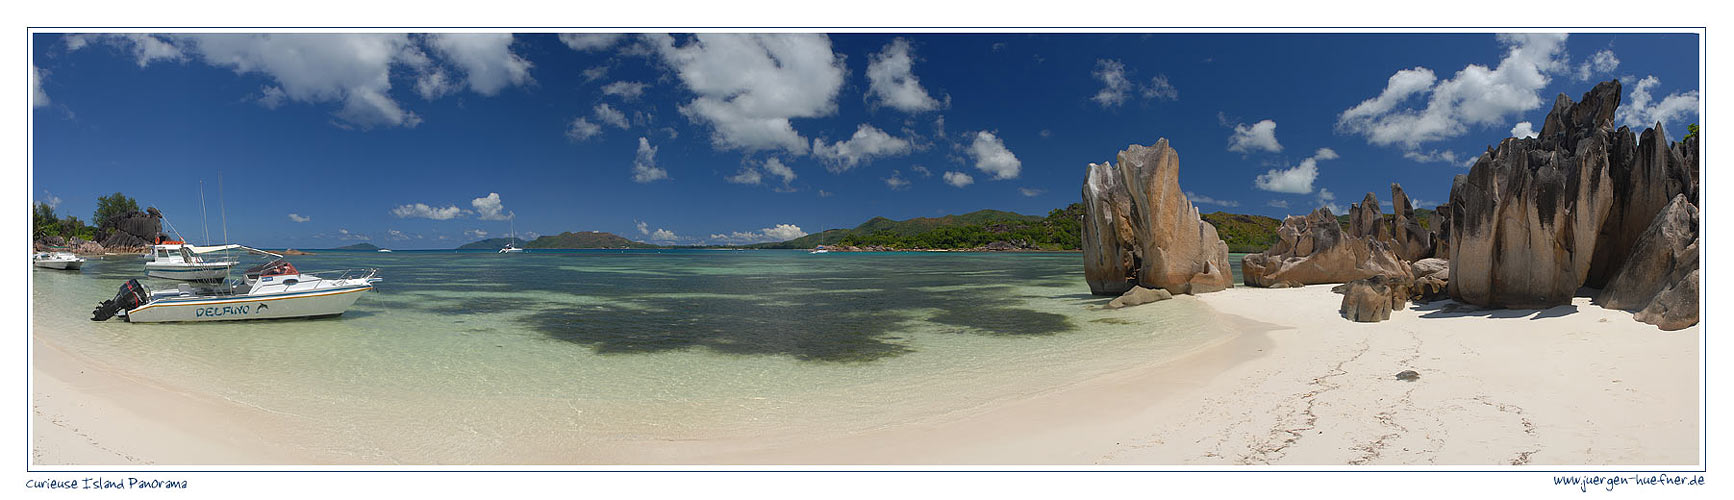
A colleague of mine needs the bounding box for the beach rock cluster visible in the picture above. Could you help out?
[1445,80,1699,329]
[1410,258,1451,303]
[98,207,163,250]
[32,236,105,254]
[1594,195,1699,330]
[1082,139,1235,296]
[1240,207,1410,287]
[1389,184,1435,262]
[1336,275,1413,322]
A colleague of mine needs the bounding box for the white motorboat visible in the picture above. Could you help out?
[145,240,238,281]
[378,249,393,253]
[93,246,380,323]
[32,251,85,270]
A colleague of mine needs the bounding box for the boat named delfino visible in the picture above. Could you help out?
[93,246,380,323]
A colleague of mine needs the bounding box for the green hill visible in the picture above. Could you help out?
[333,243,381,251]
[523,231,659,249]
[1201,211,1283,253]
[457,237,529,250]
[754,206,1083,250]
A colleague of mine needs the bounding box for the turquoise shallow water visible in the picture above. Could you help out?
[32,249,1235,463]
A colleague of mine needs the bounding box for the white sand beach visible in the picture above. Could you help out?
[31,286,1699,466]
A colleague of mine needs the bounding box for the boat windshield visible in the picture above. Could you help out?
[245,260,300,277]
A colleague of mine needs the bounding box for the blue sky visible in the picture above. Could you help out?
[29,32,1700,249]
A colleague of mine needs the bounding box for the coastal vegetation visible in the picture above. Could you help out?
[334,243,382,251]
[523,231,658,249]
[456,237,530,250]
[751,205,1085,250]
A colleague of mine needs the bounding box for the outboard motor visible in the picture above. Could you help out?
[92,279,149,321]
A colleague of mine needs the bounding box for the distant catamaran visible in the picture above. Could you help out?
[500,214,524,254]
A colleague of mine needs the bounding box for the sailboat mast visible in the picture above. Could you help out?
[199,180,211,245]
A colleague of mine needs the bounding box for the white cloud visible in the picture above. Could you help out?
[708,224,808,244]
[471,192,512,221]
[635,220,650,235]
[909,165,932,178]
[594,103,630,129]
[1228,119,1282,154]
[1317,188,1345,215]
[1019,188,1045,197]
[726,166,763,185]
[967,131,1020,179]
[943,171,974,188]
[1575,49,1620,81]
[560,33,624,51]
[1186,192,1240,207]
[175,34,421,128]
[650,228,679,241]
[421,33,533,97]
[464,228,489,239]
[66,34,184,67]
[386,229,418,241]
[336,228,371,241]
[631,137,669,183]
[566,117,601,141]
[601,81,648,100]
[1617,76,1700,130]
[761,157,796,185]
[1267,199,1289,209]
[31,65,48,108]
[866,38,942,113]
[1091,59,1132,107]
[582,65,609,82]
[1337,33,1569,148]
[1510,121,1537,139]
[1254,147,1336,194]
[1403,149,1465,166]
[42,191,62,208]
[1143,75,1179,101]
[288,213,310,223]
[885,170,911,190]
[391,202,466,220]
[812,124,913,172]
[649,33,845,155]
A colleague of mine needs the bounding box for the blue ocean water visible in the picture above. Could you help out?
[32,249,1235,463]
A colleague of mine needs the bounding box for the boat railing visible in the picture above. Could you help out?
[296,268,382,283]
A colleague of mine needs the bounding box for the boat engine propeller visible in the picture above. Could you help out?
[91,279,149,321]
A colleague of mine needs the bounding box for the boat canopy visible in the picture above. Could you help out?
[187,244,281,259]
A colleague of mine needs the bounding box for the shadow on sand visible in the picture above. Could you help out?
[1413,300,1579,320]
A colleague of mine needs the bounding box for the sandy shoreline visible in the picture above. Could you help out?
[31,286,1699,466]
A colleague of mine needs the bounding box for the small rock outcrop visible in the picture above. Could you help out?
[1347,192,1388,242]
[1596,195,1699,330]
[1340,277,1394,322]
[1107,286,1172,309]
[1241,208,1411,287]
[1390,184,1434,261]
[1082,139,1235,296]
[98,207,164,250]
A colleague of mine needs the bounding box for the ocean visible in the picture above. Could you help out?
[32,249,1241,463]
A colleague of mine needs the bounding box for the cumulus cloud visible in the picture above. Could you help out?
[336,228,371,241]
[420,33,533,97]
[1267,199,1290,209]
[1091,59,1133,107]
[288,213,310,223]
[594,103,630,129]
[1337,33,1569,148]
[386,229,420,241]
[708,224,809,244]
[812,124,913,172]
[866,38,943,113]
[635,220,650,235]
[1316,188,1344,215]
[1093,59,1178,107]
[726,165,763,185]
[761,157,796,185]
[650,228,678,241]
[631,137,669,183]
[31,65,49,108]
[1403,149,1467,166]
[471,192,512,220]
[1019,188,1045,197]
[566,117,601,141]
[727,157,797,188]
[1510,121,1537,139]
[1617,76,1700,130]
[649,33,845,155]
[41,191,62,208]
[1575,49,1619,81]
[885,170,911,190]
[909,165,932,178]
[943,171,974,188]
[967,131,1020,180]
[464,228,489,239]
[1254,147,1336,194]
[1186,192,1240,207]
[1228,119,1282,154]
[65,33,184,67]
[601,81,648,100]
[560,33,624,51]
[391,202,466,220]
